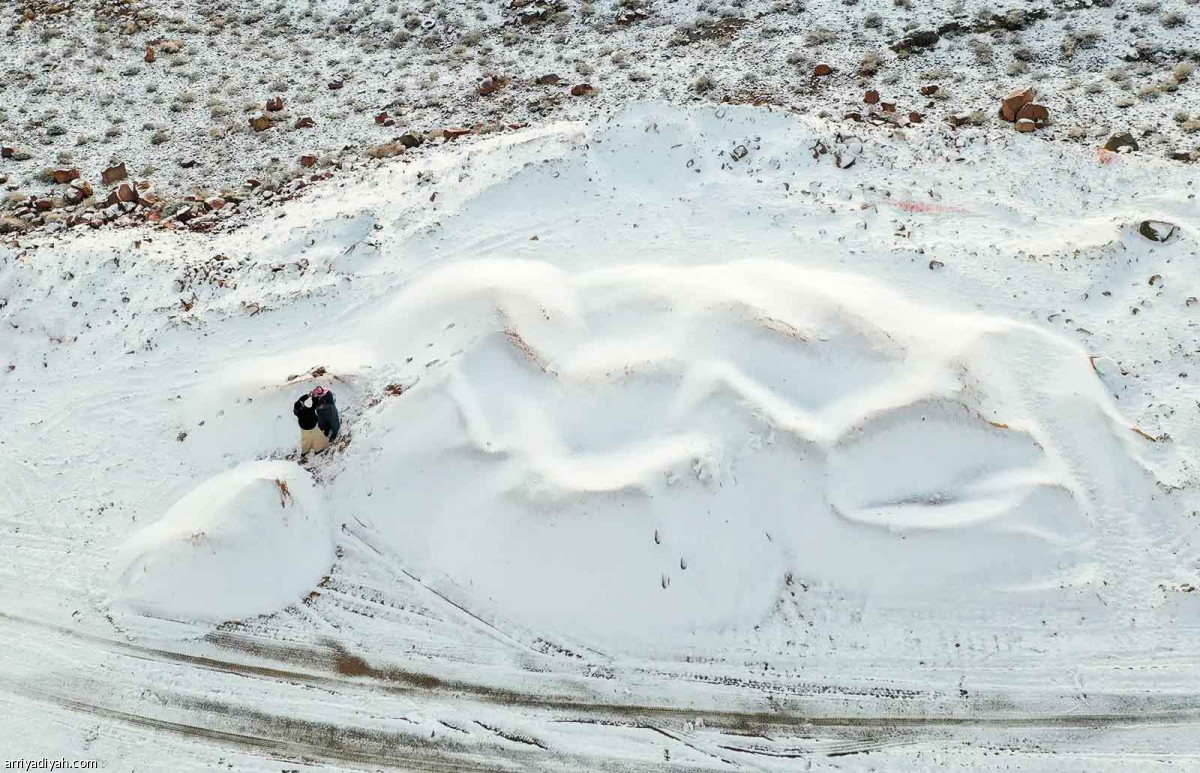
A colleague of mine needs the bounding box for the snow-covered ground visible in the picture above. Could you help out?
[2,104,1199,770]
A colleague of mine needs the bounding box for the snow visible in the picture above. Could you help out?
[2,103,1199,770]
[110,460,333,624]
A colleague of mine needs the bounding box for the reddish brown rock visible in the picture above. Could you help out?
[920,84,939,96]
[864,90,880,104]
[101,163,128,185]
[1,147,13,159]
[249,116,271,132]
[266,96,284,112]
[881,102,896,113]
[1016,102,1049,126]
[374,111,389,125]
[908,111,924,124]
[73,180,93,198]
[206,198,225,211]
[34,198,53,211]
[1015,118,1036,133]
[144,46,155,63]
[1000,87,1036,122]
[814,63,833,77]
[570,83,595,97]
[52,168,80,184]
[477,76,501,96]
[294,116,316,129]
[443,127,472,140]
[328,79,344,90]
[299,154,318,168]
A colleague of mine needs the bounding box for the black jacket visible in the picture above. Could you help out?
[294,391,340,439]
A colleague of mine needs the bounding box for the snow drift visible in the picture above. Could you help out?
[110,461,333,623]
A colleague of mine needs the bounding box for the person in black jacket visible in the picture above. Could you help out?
[294,386,340,455]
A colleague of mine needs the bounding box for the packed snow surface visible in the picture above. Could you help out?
[2,104,1198,770]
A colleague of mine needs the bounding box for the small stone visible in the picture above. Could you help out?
[399,132,423,148]
[881,102,896,113]
[52,168,80,185]
[266,96,284,112]
[1138,220,1176,242]
[731,145,748,161]
[144,46,155,63]
[160,39,183,54]
[101,163,128,185]
[249,116,271,132]
[299,155,318,168]
[536,74,561,85]
[294,117,316,129]
[920,84,940,96]
[570,83,595,97]
[205,198,225,210]
[814,63,833,76]
[908,111,924,124]
[374,111,389,125]
[1015,118,1036,132]
[1,147,13,159]
[328,79,344,90]
[1000,86,1036,122]
[929,259,945,270]
[864,90,879,104]
[477,76,500,96]
[34,198,53,212]
[1104,132,1138,153]
[443,127,472,140]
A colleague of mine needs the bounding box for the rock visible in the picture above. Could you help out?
[249,116,271,132]
[206,198,226,211]
[881,102,896,113]
[106,183,137,207]
[399,132,423,148]
[328,79,344,90]
[731,145,748,161]
[160,40,183,54]
[1,147,12,159]
[929,259,945,270]
[374,111,389,125]
[908,111,924,124]
[1187,297,1198,307]
[175,206,194,222]
[366,140,405,159]
[64,187,84,204]
[52,168,80,184]
[948,113,972,128]
[1015,118,1036,132]
[266,96,284,112]
[1000,87,1036,122]
[443,127,472,140]
[1170,151,1196,163]
[1016,103,1049,126]
[536,74,561,85]
[34,198,53,212]
[1104,132,1138,153]
[864,90,880,104]
[1138,220,1176,242]
[101,163,128,185]
[570,83,595,97]
[920,84,940,96]
[892,29,940,54]
[477,76,500,96]
[814,63,833,76]
[299,155,318,168]
[179,158,197,169]
[844,112,863,122]
[294,117,316,129]
[71,180,93,197]
[144,46,155,63]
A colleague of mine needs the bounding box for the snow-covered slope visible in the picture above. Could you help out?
[2,104,1198,770]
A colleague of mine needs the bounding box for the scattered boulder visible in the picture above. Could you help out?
[920,84,939,96]
[144,47,155,63]
[1000,87,1036,122]
[1015,118,1036,133]
[52,168,80,185]
[266,96,284,112]
[536,74,561,85]
[366,140,405,159]
[570,83,595,96]
[294,117,316,129]
[34,198,53,212]
[477,75,503,96]
[864,90,880,104]
[328,79,344,90]
[249,116,271,132]
[1138,220,1177,242]
[374,111,390,125]
[299,155,318,168]
[1105,132,1138,153]
[101,163,128,185]
[443,127,472,141]
[814,63,833,77]
[160,39,183,54]
[1016,103,1049,127]
[399,132,423,148]
[880,102,896,113]
[1,147,12,159]
[908,111,924,124]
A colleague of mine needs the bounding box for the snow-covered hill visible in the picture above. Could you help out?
[2,104,1198,770]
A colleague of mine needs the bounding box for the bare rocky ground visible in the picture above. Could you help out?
[1,0,1198,236]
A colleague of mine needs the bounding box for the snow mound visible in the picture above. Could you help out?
[110,461,333,624]
[335,259,1151,642]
